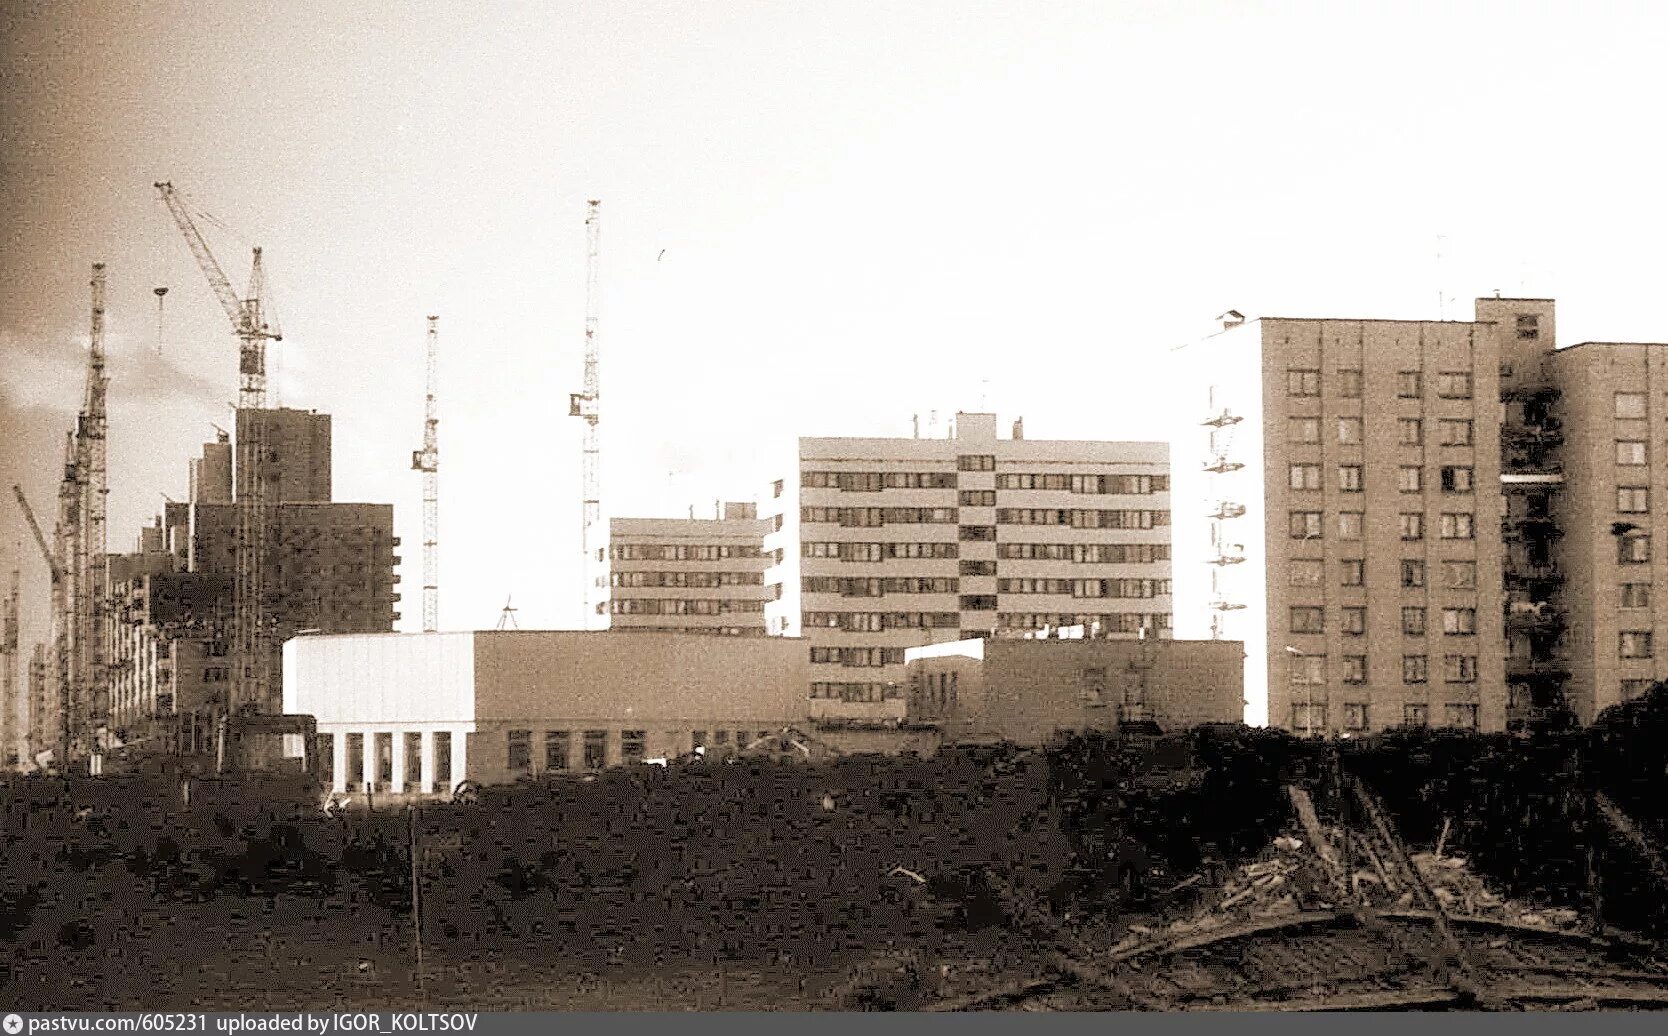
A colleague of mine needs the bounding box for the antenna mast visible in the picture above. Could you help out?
[568,200,605,628]
[412,316,441,632]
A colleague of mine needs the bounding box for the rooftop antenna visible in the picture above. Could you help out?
[495,596,519,630]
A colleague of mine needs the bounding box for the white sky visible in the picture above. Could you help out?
[4,0,1668,648]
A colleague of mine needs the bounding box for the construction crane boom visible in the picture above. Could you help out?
[412,316,440,632]
[568,200,605,628]
[13,485,62,582]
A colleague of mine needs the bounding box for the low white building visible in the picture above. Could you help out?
[283,628,809,794]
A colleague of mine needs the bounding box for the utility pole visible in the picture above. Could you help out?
[569,201,605,629]
[412,317,440,632]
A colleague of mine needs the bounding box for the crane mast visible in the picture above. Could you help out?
[14,479,70,765]
[412,316,440,632]
[155,182,281,719]
[2,562,18,769]
[74,262,110,768]
[568,201,605,628]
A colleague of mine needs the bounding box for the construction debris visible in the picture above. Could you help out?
[1409,851,1582,932]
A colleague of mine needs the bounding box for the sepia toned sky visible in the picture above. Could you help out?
[4,0,1668,675]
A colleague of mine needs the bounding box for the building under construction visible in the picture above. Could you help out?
[103,414,398,756]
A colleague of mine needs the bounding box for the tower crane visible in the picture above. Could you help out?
[155,182,281,718]
[412,316,440,632]
[74,262,110,768]
[3,560,18,769]
[568,201,606,628]
[14,484,68,765]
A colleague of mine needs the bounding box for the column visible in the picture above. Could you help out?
[391,730,408,795]
[419,730,436,794]
[361,729,377,794]
[449,727,468,792]
[331,730,348,794]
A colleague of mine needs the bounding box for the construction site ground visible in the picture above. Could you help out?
[10,719,1668,1011]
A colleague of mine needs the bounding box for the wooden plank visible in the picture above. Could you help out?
[1189,987,1463,1012]
[1594,791,1668,896]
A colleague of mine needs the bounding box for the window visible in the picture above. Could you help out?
[1622,583,1651,609]
[621,730,646,764]
[507,729,531,774]
[1440,513,1474,540]
[1516,313,1539,340]
[959,490,996,507]
[1340,559,1365,587]
[1291,703,1329,732]
[1339,369,1363,398]
[1620,533,1651,564]
[1438,419,1474,447]
[1402,607,1427,636]
[1445,704,1479,730]
[1404,703,1430,726]
[1398,371,1423,398]
[1442,608,1477,635]
[1619,487,1649,513]
[1344,703,1369,731]
[1337,417,1363,445]
[1623,679,1656,700]
[1621,631,1655,659]
[1400,513,1424,541]
[1342,656,1367,684]
[959,525,996,542]
[1617,392,1648,419]
[960,594,997,610]
[1441,466,1473,493]
[1289,417,1321,443]
[1339,512,1364,540]
[1618,440,1648,465]
[1398,419,1423,446]
[1290,606,1325,633]
[1290,511,1323,539]
[582,730,607,769]
[1341,606,1367,635]
[545,730,570,771]
[1289,463,1322,490]
[957,454,996,472]
[1402,560,1425,588]
[1403,656,1428,684]
[959,559,996,576]
[1398,466,1423,493]
[1289,560,1323,587]
[1288,369,1321,396]
[1443,655,1477,682]
[1437,372,1473,399]
[1444,561,1477,590]
[1338,465,1363,492]
[1289,654,1325,685]
[772,479,784,499]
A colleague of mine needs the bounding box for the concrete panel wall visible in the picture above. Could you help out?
[282,631,476,726]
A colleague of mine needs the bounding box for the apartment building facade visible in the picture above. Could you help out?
[1173,308,1507,734]
[766,412,1172,723]
[608,503,773,636]
[1543,338,1668,723]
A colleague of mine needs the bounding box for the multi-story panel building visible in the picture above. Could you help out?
[608,503,773,636]
[1173,307,1507,734]
[767,412,1171,724]
[1546,338,1668,723]
[235,407,333,503]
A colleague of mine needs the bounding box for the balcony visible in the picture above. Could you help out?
[1501,423,1564,448]
[1203,456,1244,474]
[1504,602,1567,632]
[1210,503,1247,520]
[1505,656,1572,680]
[1505,565,1564,589]
[1500,380,1560,402]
